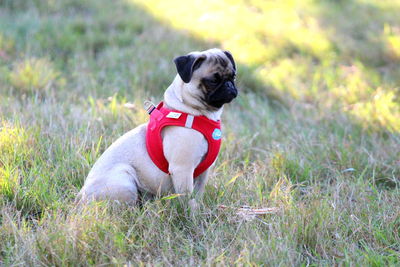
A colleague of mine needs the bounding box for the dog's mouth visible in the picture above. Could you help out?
[207,95,236,108]
[205,80,238,108]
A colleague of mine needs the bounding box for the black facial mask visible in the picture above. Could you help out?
[206,80,238,108]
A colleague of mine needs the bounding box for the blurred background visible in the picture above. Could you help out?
[1,0,399,131]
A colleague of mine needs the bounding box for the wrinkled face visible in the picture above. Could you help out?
[174,49,238,110]
[199,54,237,108]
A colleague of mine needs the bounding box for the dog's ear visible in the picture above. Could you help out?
[223,50,236,71]
[174,54,206,83]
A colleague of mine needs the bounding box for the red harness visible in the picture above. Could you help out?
[146,102,222,178]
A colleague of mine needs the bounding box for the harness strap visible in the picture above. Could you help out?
[185,115,194,128]
[145,102,222,178]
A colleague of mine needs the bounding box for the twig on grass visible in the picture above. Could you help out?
[218,205,280,221]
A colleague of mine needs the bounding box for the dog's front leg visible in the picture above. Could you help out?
[163,127,206,211]
[169,164,199,211]
[169,164,194,195]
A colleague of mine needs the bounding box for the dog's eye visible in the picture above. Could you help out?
[211,73,221,84]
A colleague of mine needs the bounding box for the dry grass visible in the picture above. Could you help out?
[0,0,399,265]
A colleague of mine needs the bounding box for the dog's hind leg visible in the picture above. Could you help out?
[77,163,139,204]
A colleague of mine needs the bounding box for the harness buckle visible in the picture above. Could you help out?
[144,100,156,115]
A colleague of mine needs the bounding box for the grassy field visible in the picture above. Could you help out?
[0,0,399,265]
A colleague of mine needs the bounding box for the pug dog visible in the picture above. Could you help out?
[77,48,237,208]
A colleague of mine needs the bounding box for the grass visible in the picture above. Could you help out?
[0,0,399,265]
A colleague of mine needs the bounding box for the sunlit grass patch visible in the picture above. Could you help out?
[87,94,148,130]
[9,58,63,94]
[131,0,332,63]
[0,122,32,199]
[0,121,62,214]
[0,122,31,158]
[330,63,378,105]
[383,24,400,61]
[256,58,313,101]
[348,88,400,133]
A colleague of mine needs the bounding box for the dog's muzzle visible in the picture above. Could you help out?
[224,80,238,99]
[206,80,238,108]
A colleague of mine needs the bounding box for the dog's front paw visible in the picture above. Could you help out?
[188,199,200,213]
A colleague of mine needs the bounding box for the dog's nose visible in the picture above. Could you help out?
[230,88,238,98]
[225,81,238,98]
[225,81,234,89]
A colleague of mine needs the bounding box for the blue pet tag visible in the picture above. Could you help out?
[212,128,222,140]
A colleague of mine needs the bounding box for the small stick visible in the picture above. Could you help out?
[218,205,280,216]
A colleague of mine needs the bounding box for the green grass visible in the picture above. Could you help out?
[0,0,399,265]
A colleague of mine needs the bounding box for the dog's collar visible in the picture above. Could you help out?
[145,101,222,178]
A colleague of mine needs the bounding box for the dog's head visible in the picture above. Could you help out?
[173,48,238,110]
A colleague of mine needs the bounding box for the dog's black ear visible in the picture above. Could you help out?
[223,50,236,71]
[174,54,206,83]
